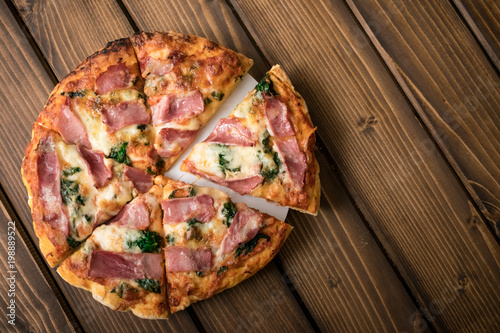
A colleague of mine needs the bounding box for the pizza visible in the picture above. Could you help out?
[21,31,319,319]
[22,32,252,267]
[181,65,320,215]
[57,183,169,319]
[158,177,292,313]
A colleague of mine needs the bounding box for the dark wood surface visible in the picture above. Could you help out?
[1,0,498,332]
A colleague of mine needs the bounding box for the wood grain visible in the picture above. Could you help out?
[452,0,500,71]
[345,0,500,237]
[120,0,423,331]
[231,0,500,331]
[0,190,74,333]
[0,2,197,332]
[8,0,313,331]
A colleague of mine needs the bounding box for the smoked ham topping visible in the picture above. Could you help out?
[161,194,215,224]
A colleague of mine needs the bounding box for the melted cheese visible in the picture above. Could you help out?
[91,225,144,253]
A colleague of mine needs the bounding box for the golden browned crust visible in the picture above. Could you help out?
[132,31,253,171]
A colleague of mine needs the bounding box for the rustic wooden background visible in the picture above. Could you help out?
[1,0,499,332]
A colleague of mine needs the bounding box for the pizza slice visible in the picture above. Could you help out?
[57,183,168,319]
[131,31,253,171]
[22,124,153,266]
[157,177,292,313]
[181,65,320,215]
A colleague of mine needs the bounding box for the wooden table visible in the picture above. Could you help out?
[1,0,499,332]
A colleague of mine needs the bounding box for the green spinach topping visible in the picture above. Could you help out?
[165,234,176,246]
[84,214,92,223]
[217,266,227,276]
[260,167,279,183]
[107,142,131,165]
[204,97,212,105]
[128,230,162,253]
[155,158,165,170]
[186,218,202,230]
[136,279,161,293]
[211,91,224,101]
[255,74,276,96]
[137,124,147,132]
[221,202,237,227]
[60,179,86,206]
[66,237,82,249]
[60,90,86,98]
[110,283,130,298]
[235,233,270,258]
[196,271,204,277]
[146,167,155,175]
[235,74,243,82]
[168,187,196,199]
[218,153,241,175]
[62,167,81,177]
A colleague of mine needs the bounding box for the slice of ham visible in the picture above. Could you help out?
[88,251,163,280]
[155,128,198,158]
[274,138,307,189]
[77,146,111,188]
[221,203,263,254]
[140,56,173,76]
[161,194,215,224]
[265,95,294,137]
[184,166,263,195]
[108,201,149,229]
[101,101,150,133]
[36,135,69,236]
[204,118,254,147]
[55,98,91,148]
[165,246,212,272]
[95,63,131,95]
[151,90,204,125]
[124,166,153,193]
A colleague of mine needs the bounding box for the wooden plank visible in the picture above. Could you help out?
[0,189,75,332]
[0,2,197,332]
[120,0,423,331]
[452,0,500,71]
[8,0,312,331]
[230,0,500,331]
[345,0,500,237]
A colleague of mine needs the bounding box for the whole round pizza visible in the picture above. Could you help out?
[21,31,320,319]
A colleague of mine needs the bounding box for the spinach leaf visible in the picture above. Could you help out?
[221,202,237,227]
[211,91,224,101]
[235,233,270,258]
[129,230,162,253]
[137,124,147,132]
[260,168,278,183]
[66,237,82,249]
[62,167,81,177]
[60,179,80,205]
[107,142,131,165]
[217,266,227,276]
[218,154,240,175]
[204,97,212,105]
[186,218,201,230]
[110,283,129,298]
[165,234,176,246]
[136,279,161,293]
[196,271,204,277]
[255,74,276,96]
[61,90,86,98]
[261,130,272,154]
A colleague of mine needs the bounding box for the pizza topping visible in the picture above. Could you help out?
[204,118,254,147]
[140,56,179,76]
[101,101,150,133]
[88,251,163,279]
[151,90,204,125]
[55,98,92,148]
[136,278,161,293]
[264,95,294,138]
[124,166,154,193]
[223,176,263,195]
[95,63,132,95]
[274,138,307,188]
[127,230,163,253]
[155,128,198,158]
[235,233,270,258]
[107,142,131,165]
[161,194,215,224]
[220,203,263,254]
[165,246,212,272]
[77,146,112,188]
[255,74,276,96]
[221,202,237,227]
[109,201,149,229]
[36,135,69,236]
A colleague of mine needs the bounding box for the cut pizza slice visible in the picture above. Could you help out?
[57,183,168,319]
[181,65,320,215]
[131,31,253,171]
[22,124,153,266]
[157,177,292,313]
